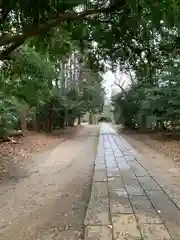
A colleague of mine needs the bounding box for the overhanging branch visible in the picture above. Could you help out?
[0,4,120,60]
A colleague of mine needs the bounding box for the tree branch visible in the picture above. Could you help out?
[114,72,128,96]
[0,38,25,60]
[114,81,127,96]
[0,4,120,60]
[83,17,114,24]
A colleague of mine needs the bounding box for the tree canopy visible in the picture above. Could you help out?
[111,7,180,133]
[0,21,105,138]
[1,0,180,137]
[1,0,180,61]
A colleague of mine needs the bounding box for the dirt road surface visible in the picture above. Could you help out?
[0,125,99,240]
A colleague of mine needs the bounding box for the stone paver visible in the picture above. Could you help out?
[140,223,172,239]
[84,123,180,240]
[112,214,142,240]
[92,182,109,198]
[85,226,112,240]
[125,181,145,196]
[110,190,133,214]
[94,170,107,182]
[137,176,161,191]
[107,177,124,190]
[130,196,162,224]
[85,196,110,226]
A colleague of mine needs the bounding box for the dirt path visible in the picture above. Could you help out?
[121,131,180,175]
[0,127,80,181]
[0,125,99,240]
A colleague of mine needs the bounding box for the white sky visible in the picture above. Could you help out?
[103,70,130,99]
[103,71,116,97]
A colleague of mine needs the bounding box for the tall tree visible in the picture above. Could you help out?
[0,0,179,61]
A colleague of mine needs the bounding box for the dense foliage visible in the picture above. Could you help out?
[1,0,180,60]
[103,2,180,133]
[1,0,180,136]
[0,29,104,138]
[112,39,180,131]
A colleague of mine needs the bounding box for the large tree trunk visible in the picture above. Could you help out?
[19,104,29,135]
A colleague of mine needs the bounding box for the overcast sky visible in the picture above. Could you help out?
[103,71,115,97]
[103,70,130,99]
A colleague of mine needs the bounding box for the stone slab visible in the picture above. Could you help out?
[84,226,112,240]
[109,190,133,214]
[146,190,180,238]
[137,176,161,191]
[140,223,171,239]
[85,197,110,226]
[95,163,106,171]
[94,170,107,182]
[112,214,142,240]
[125,181,145,196]
[92,182,109,198]
[107,177,124,190]
[120,170,137,182]
[129,196,162,224]
[107,168,121,178]
[124,155,136,161]
[128,161,148,177]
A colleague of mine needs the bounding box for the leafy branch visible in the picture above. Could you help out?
[0,4,120,60]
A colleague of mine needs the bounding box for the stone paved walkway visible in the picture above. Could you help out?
[84,123,180,240]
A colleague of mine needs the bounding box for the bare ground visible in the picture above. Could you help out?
[0,125,99,240]
[118,127,180,186]
[0,127,80,182]
[119,127,180,163]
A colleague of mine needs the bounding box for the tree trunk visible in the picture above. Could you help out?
[32,113,39,131]
[160,120,166,132]
[61,59,66,91]
[89,112,93,124]
[42,121,48,132]
[139,114,147,132]
[48,107,53,132]
[19,104,29,135]
[64,108,68,127]
[68,119,74,127]
[78,116,81,125]
[67,112,74,127]
[60,110,65,129]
